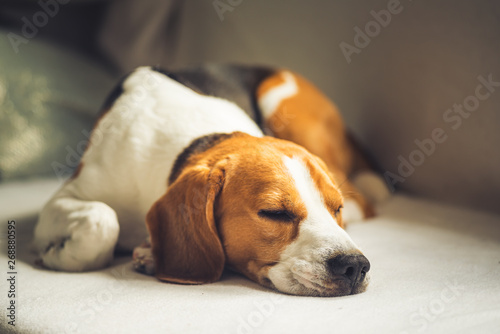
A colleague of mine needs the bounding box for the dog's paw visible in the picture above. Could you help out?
[34,258,45,268]
[352,171,392,205]
[133,239,155,275]
[342,199,365,224]
[35,200,120,272]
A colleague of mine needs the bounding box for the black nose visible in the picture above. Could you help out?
[327,254,370,286]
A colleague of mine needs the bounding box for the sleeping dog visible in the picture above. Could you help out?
[34,65,389,297]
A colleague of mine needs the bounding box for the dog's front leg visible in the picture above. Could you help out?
[34,190,120,272]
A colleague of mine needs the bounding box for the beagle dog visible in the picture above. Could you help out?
[34,65,389,297]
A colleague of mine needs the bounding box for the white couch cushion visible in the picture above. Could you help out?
[0,179,499,333]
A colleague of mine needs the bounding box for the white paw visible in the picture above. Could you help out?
[352,171,391,205]
[36,200,120,272]
[342,199,365,223]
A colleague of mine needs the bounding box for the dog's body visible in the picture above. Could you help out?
[34,65,389,297]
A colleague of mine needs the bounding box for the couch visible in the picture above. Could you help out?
[1,178,499,333]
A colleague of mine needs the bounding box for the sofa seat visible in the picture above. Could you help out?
[1,178,499,333]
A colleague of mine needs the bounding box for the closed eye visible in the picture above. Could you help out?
[334,205,343,217]
[258,209,296,222]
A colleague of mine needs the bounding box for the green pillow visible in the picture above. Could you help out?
[0,29,117,181]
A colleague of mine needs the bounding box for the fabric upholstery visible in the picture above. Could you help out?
[1,179,498,333]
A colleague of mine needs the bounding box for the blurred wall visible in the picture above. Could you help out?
[169,0,500,215]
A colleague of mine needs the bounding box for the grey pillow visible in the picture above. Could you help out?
[0,29,117,181]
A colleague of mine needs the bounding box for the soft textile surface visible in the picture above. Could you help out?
[1,179,499,333]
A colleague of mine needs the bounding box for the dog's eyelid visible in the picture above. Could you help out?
[334,205,343,217]
[258,209,296,222]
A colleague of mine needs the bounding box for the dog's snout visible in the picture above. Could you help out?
[327,254,370,285]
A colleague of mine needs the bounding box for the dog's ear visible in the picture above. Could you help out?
[146,161,227,284]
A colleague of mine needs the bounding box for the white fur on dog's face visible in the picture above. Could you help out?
[266,157,369,297]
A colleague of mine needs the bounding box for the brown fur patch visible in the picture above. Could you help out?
[257,71,353,175]
[257,71,374,217]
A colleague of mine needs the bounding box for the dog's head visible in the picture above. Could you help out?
[146,132,369,297]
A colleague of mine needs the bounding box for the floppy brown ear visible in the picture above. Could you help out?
[146,162,226,284]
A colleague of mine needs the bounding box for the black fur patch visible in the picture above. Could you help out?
[99,65,276,185]
[168,133,237,185]
[152,64,275,128]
